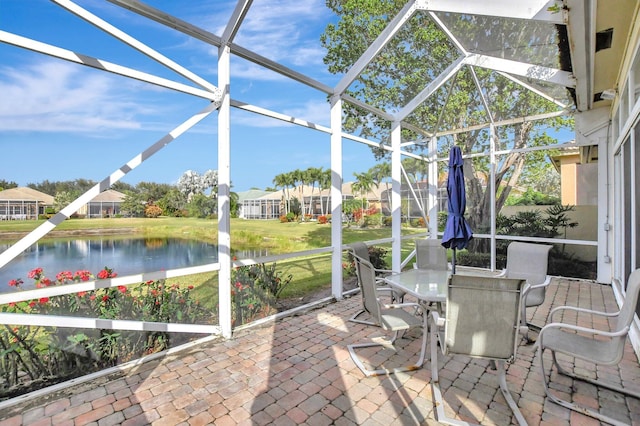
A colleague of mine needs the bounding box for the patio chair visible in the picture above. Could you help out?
[347,256,428,376]
[536,269,640,426]
[430,274,527,426]
[348,242,399,325]
[498,241,552,341]
[413,238,448,270]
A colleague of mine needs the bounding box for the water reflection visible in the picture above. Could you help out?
[0,238,218,292]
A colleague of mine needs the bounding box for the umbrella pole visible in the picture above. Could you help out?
[451,248,456,274]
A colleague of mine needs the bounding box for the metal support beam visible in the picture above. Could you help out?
[565,0,595,111]
[463,53,576,88]
[0,31,220,102]
[330,96,344,299]
[221,0,252,43]
[428,136,439,238]
[53,0,220,94]
[497,71,570,108]
[391,122,403,272]
[396,56,465,121]
[416,0,565,24]
[108,0,334,95]
[218,43,232,338]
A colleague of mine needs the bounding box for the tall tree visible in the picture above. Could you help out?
[290,169,305,217]
[369,163,390,213]
[352,170,376,218]
[53,190,79,213]
[201,170,219,198]
[29,179,95,196]
[111,181,136,194]
[177,170,204,202]
[136,182,173,204]
[306,167,323,217]
[273,173,291,214]
[157,188,187,216]
[0,179,18,191]
[318,169,332,216]
[272,173,287,214]
[121,190,146,217]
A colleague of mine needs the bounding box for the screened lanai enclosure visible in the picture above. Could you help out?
[1,0,639,402]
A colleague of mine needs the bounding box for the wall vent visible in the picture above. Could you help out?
[595,28,613,52]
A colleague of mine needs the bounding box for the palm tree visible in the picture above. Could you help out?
[318,169,331,216]
[273,173,289,214]
[353,170,376,221]
[283,172,296,215]
[370,163,390,214]
[290,169,304,218]
[306,167,323,217]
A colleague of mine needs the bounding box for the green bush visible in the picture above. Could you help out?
[409,217,426,228]
[231,262,293,326]
[344,245,389,278]
[438,211,448,232]
[363,213,383,228]
[456,248,595,279]
[144,204,163,218]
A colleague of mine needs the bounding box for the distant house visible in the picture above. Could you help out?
[237,182,387,220]
[84,189,126,218]
[551,146,598,206]
[0,187,54,220]
[237,189,281,219]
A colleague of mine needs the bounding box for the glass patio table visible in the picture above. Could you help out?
[383,268,501,306]
[383,269,450,304]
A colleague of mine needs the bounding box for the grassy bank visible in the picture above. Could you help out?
[0,217,425,302]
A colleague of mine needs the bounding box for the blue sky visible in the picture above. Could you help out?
[0,0,382,192]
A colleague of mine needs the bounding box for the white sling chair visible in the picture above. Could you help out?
[498,242,552,341]
[430,274,527,426]
[348,256,428,376]
[536,269,640,426]
[413,238,448,270]
[347,242,399,325]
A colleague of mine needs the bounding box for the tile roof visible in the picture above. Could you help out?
[0,187,55,204]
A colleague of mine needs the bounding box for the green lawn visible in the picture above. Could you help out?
[0,217,425,303]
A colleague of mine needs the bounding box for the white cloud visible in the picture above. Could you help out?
[0,60,159,133]
[282,100,330,126]
[234,0,329,65]
[231,60,290,82]
[192,0,330,74]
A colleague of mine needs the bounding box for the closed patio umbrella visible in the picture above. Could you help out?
[441,146,473,273]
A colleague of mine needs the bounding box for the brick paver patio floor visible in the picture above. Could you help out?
[0,278,639,425]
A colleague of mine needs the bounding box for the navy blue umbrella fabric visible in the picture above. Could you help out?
[441,146,473,273]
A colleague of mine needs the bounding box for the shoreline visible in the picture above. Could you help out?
[0,228,136,242]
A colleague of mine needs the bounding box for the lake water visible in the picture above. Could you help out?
[0,238,219,293]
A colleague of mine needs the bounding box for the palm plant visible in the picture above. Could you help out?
[318,169,331,216]
[370,163,390,214]
[353,171,377,222]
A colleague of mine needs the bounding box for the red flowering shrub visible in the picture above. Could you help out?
[231,263,292,326]
[1,267,211,398]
